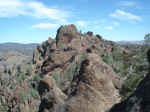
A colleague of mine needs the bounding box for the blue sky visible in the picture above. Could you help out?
[0,0,150,43]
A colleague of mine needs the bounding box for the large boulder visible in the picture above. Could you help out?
[38,76,67,112]
[61,53,121,112]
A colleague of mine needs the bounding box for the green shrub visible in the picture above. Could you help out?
[112,44,121,61]
[103,52,113,66]
[16,73,27,85]
[66,54,87,81]
[66,63,77,81]
[120,74,144,99]
[52,72,62,87]
[33,74,42,83]
[19,92,28,104]
[30,88,40,100]
[24,64,33,76]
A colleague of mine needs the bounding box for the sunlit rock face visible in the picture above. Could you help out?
[56,24,79,49]
[61,53,121,112]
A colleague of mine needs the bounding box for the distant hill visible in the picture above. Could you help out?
[117,40,145,45]
[0,42,39,56]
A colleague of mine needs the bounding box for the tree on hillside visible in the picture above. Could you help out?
[144,33,150,46]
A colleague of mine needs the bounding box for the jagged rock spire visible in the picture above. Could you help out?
[56,24,78,49]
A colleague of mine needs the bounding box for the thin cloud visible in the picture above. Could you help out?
[0,0,25,17]
[0,0,22,7]
[76,21,87,27]
[105,21,120,30]
[0,0,70,21]
[105,26,113,30]
[119,1,136,7]
[110,9,142,21]
[112,21,120,26]
[27,2,69,20]
[32,23,58,29]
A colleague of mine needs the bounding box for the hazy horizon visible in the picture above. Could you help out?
[0,38,145,44]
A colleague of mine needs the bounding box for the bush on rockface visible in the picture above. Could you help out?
[144,33,150,46]
[120,74,144,99]
[27,74,41,98]
[52,72,62,88]
[103,52,113,67]
[112,44,121,61]
[66,54,87,81]
[50,54,87,91]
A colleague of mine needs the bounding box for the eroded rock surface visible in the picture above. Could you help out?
[62,54,121,112]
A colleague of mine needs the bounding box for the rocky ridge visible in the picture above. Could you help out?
[33,24,123,112]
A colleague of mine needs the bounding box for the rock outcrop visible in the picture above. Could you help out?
[56,24,78,49]
[38,76,67,112]
[32,24,123,112]
[33,25,118,77]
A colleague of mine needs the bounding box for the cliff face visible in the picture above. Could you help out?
[33,24,122,112]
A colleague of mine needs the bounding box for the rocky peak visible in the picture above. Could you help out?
[56,24,78,48]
